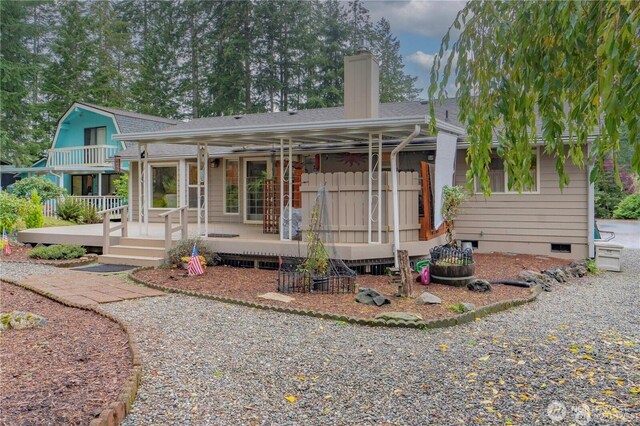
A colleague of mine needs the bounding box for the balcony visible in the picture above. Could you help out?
[48,145,121,167]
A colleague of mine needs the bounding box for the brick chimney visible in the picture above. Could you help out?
[344,49,380,119]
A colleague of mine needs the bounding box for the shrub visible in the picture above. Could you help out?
[441,185,467,245]
[113,173,128,201]
[29,244,86,260]
[24,191,45,229]
[56,197,84,222]
[595,168,627,218]
[167,238,220,266]
[612,194,640,219]
[55,198,102,224]
[8,176,65,201]
[0,192,29,232]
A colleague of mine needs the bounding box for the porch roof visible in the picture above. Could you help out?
[113,100,465,147]
[0,165,114,174]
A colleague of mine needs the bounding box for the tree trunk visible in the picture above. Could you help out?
[398,250,412,297]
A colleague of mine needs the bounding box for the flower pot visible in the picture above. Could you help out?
[430,262,475,287]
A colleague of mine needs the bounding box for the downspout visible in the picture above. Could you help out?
[391,124,421,268]
[587,153,595,258]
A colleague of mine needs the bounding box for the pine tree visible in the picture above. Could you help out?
[371,18,419,103]
[42,0,92,119]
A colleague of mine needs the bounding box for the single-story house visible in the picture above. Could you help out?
[98,50,594,267]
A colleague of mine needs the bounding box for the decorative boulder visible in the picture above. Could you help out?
[415,292,442,305]
[461,302,475,312]
[467,279,492,292]
[1,311,47,331]
[374,311,423,322]
[355,288,390,306]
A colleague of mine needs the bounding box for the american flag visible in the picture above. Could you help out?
[2,228,11,255]
[187,243,204,276]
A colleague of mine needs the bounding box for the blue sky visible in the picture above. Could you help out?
[365,0,466,98]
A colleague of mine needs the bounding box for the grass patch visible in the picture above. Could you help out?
[43,217,77,227]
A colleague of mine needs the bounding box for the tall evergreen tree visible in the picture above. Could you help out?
[42,0,92,120]
[371,18,419,103]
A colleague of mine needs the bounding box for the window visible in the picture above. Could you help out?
[84,127,106,146]
[101,174,120,195]
[187,163,204,209]
[245,160,267,221]
[224,159,239,214]
[476,148,539,193]
[72,175,94,195]
[150,165,178,208]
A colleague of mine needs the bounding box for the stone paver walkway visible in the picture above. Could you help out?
[17,270,164,306]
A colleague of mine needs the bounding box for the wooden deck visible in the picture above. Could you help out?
[18,221,445,262]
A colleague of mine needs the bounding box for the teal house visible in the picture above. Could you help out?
[2,102,176,212]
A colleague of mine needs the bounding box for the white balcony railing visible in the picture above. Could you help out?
[48,145,120,167]
[43,196,126,218]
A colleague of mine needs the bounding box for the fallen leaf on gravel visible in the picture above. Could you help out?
[479,355,490,362]
[439,344,448,352]
[583,354,595,361]
[284,395,296,403]
[630,387,640,394]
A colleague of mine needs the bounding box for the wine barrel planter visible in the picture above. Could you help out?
[430,262,475,287]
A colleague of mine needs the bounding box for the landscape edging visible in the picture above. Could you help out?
[1,278,141,426]
[1,254,98,268]
[129,267,543,330]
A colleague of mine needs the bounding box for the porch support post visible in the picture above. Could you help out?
[98,172,102,196]
[197,142,202,236]
[142,143,149,236]
[587,152,595,258]
[391,125,420,268]
[288,137,293,242]
[204,143,209,238]
[279,138,287,241]
[367,132,382,244]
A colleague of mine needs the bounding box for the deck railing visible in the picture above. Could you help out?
[48,145,120,167]
[99,205,128,255]
[43,196,125,218]
[158,206,189,255]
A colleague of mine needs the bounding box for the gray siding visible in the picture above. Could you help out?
[454,149,589,258]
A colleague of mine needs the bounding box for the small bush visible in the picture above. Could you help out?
[8,176,66,201]
[167,238,220,266]
[24,191,45,229]
[612,193,640,219]
[29,244,86,260]
[0,192,29,232]
[79,204,101,224]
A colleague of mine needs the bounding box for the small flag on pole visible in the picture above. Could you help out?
[2,228,11,255]
[187,243,204,276]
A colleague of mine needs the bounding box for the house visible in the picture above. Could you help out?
[18,51,594,267]
[107,50,593,266]
[1,102,177,213]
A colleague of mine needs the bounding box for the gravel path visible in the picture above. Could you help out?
[6,252,639,425]
[0,261,73,281]
[101,251,640,425]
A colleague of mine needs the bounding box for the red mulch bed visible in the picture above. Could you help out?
[134,252,572,321]
[0,245,96,266]
[0,282,131,426]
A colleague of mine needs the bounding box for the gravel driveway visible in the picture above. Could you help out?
[101,250,637,424]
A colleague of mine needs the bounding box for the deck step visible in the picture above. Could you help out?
[118,237,166,248]
[108,245,166,257]
[97,254,164,268]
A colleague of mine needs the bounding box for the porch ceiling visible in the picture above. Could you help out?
[113,116,464,147]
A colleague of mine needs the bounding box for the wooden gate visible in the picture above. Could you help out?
[419,161,446,240]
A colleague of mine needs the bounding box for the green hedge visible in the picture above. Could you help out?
[613,194,640,219]
[29,244,87,260]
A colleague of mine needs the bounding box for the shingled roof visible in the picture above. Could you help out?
[76,102,179,134]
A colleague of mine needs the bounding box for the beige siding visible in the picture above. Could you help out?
[454,150,589,258]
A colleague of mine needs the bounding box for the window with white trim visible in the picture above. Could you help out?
[224,159,239,214]
[151,164,178,208]
[475,148,539,193]
[187,162,204,209]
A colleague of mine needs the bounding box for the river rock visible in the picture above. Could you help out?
[415,292,442,305]
[1,311,47,330]
[461,302,475,312]
[355,288,390,306]
[467,279,491,292]
[374,311,423,322]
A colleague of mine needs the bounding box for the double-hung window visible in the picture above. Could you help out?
[224,159,239,214]
[475,147,539,193]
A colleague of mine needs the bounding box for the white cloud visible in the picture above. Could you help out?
[365,0,466,38]
[408,49,458,95]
